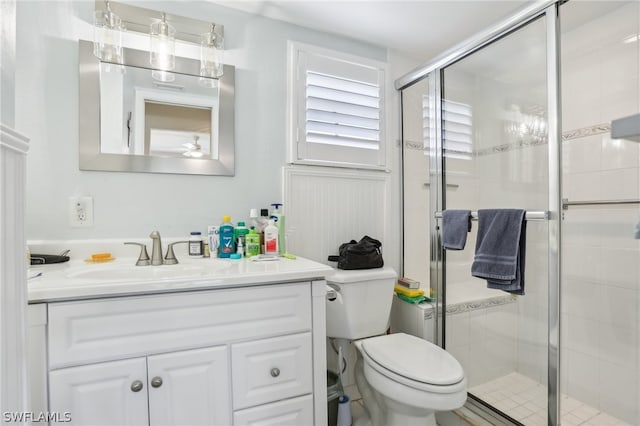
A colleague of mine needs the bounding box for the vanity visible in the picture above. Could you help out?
[27,250,332,425]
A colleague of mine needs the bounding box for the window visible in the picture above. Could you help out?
[288,41,387,169]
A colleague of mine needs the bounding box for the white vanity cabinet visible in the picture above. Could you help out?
[35,280,327,426]
[50,346,231,426]
[49,357,151,426]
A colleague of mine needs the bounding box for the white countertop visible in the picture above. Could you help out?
[28,255,333,303]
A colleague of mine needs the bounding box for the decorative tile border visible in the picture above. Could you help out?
[474,137,548,157]
[445,294,516,315]
[562,123,610,141]
[404,139,427,151]
[403,123,611,156]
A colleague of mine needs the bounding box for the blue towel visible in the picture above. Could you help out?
[471,209,526,295]
[442,210,472,250]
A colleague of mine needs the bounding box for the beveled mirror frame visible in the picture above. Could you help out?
[79,40,235,175]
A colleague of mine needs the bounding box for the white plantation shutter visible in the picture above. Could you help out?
[306,72,380,150]
[289,42,386,169]
[422,96,473,160]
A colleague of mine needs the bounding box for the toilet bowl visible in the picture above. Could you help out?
[355,333,466,426]
[326,268,467,426]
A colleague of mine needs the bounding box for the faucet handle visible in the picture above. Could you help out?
[124,242,151,266]
[164,241,188,265]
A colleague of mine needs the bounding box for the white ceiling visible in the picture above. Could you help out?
[212,0,530,61]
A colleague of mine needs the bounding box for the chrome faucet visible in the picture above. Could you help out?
[149,230,164,266]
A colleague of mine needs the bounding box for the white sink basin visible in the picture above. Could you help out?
[66,262,230,281]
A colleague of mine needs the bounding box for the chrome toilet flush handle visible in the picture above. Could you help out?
[124,242,151,266]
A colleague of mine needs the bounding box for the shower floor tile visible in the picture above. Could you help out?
[468,372,631,426]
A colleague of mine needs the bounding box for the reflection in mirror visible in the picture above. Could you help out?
[99,63,218,159]
[79,40,235,176]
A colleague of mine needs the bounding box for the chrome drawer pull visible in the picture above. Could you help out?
[270,367,280,378]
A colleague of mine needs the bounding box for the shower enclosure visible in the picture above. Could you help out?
[399,1,639,425]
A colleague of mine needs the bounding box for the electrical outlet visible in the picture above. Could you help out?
[69,196,94,227]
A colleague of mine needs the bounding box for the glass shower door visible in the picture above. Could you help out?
[440,16,551,425]
[560,2,640,425]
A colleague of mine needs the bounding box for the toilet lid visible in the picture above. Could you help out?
[361,333,464,386]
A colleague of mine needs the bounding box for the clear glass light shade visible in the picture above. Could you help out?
[93,9,123,63]
[200,26,224,80]
[150,15,176,82]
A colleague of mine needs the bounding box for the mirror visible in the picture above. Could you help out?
[79,40,235,175]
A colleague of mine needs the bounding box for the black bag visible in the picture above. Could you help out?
[327,236,384,270]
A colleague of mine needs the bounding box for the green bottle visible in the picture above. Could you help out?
[245,227,261,257]
[234,221,249,255]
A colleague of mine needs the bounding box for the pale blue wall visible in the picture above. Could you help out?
[17,1,387,240]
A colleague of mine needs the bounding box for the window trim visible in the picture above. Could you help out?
[287,41,388,171]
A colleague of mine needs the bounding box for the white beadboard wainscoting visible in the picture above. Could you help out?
[283,165,392,266]
[0,124,30,424]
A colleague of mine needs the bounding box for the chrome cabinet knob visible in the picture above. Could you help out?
[270,367,280,378]
[130,380,144,392]
[151,376,163,388]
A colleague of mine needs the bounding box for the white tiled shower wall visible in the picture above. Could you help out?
[560,2,640,423]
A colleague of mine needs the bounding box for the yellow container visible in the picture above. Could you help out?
[394,285,425,298]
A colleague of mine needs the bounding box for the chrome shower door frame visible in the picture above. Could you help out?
[397,2,562,425]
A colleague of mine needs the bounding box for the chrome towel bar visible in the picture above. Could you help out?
[434,210,549,221]
[562,198,640,210]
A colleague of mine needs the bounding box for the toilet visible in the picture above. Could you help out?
[326,267,467,426]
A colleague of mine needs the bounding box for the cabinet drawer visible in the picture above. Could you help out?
[233,394,313,426]
[232,333,312,410]
[48,283,311,369]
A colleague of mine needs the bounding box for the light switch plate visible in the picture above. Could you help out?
[69,196,94,227]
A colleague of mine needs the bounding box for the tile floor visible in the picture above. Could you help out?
[469,372,631,426]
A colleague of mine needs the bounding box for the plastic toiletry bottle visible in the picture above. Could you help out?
[219,216,235,258]
[270,203,286,255]
[235,239,244,258]
[263,219,279,255]
[245,227,261,257]
[234,221,249,256]
[259,208,269,253]
[189,232,203,257]
[207,225,219,258]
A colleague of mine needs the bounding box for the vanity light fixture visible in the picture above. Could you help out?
[93,0,124,64]
[199,23,224,87]
[150,12,176,82]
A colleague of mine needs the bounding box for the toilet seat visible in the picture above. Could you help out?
[360,333,465,394]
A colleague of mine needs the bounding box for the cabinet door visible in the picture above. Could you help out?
[147,346,231,426]
[49,357,149,426]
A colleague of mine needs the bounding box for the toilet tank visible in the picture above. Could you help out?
[326,267,397,339]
